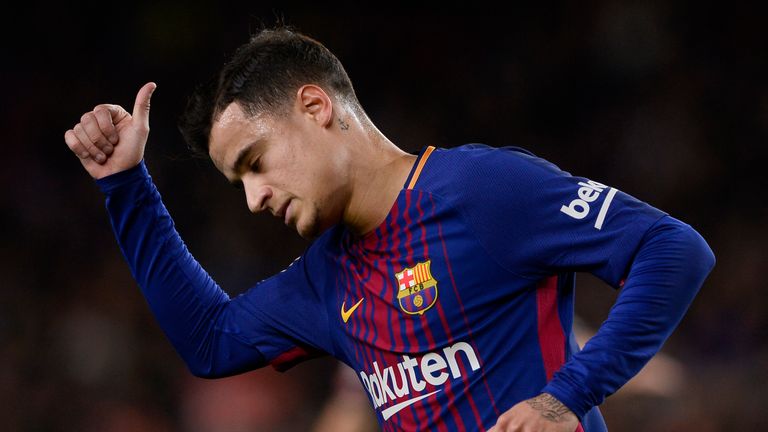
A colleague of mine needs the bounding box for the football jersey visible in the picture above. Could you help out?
[96,143,713,431]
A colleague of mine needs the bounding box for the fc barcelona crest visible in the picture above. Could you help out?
[395,260,438,315]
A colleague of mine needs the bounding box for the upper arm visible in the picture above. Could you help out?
[228,245,334,370]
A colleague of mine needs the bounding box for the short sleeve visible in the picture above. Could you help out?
[449,144,667,287]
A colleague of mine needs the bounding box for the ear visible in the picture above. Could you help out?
[296,85,333,128]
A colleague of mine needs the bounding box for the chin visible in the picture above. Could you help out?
[295,210,330,241]
[296,224,319,241]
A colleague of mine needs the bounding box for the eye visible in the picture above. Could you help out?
[250,158,260,173]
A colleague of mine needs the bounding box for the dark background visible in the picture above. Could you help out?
[2,2,766,431]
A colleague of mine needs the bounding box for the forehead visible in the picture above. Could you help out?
[208,103,273,173]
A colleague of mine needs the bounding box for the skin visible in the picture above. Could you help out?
[488,393,579,432]
[64,82,579,431]
[206,84,415,240]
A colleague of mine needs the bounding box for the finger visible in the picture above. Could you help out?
[93,106,119,146]
[73,123,106,163]
[131,82,157,130]
[64,129,91,160]
[80,112,113,156]
[95,103,130,125]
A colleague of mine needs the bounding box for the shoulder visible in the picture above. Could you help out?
[418,143,568,198]
[433,143,565,176]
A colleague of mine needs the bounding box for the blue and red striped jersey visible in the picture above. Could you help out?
[96,143,715,431]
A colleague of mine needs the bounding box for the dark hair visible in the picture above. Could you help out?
[178,26,359,157]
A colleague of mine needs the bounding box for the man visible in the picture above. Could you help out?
[64,27,715,431]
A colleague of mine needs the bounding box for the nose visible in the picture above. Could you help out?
[244,182,273,214]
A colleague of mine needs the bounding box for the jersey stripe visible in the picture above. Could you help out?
[535,276,565,381]
[379,201,415,428]
[402,190,450,432]
[428,192,493,428]
[390,198,428,430]
[536,276,585,432]
[363,223,402,432]
[400,190,439,430]
[343,248,370,382]
[414,189,466,430]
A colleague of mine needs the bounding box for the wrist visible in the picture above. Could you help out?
[526,392,577,423]
[95,160,150,193]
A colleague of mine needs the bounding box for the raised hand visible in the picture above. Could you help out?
[64,82,157,179]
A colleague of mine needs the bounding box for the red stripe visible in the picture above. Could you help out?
[353,239,375,352]
[383,201,413,428]
[363,231,392,350]
[379,200,417,428]
[346,239,375,391]
[337,253,362,366]
[387,204,421,429]
[536,276,565,381]
[536,278,585,432]
[415,190,466,429]
[389,198,425,429]
[347,254,375,377]
[401,190,443,431]
[270,346,310,371]
[402,190,450,432]
[428,193,493,427]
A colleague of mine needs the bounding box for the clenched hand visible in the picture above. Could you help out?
[64,82,156,179]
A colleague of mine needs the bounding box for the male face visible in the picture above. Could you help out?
[208,101,348,240]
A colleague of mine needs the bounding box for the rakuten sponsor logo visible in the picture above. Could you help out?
[358,341,481,421]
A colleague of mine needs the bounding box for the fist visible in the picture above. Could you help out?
[64,82,156,179]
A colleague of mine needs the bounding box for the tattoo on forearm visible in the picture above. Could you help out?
[338,117,349,130]
[526,393,572,423]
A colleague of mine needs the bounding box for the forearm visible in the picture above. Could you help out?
[97,161,266,377]
[542,215,716,419]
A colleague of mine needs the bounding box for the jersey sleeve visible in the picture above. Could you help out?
[445,145,714,420]
[233,242,335,371]
[448,144,668,286]
[96,161,332,376]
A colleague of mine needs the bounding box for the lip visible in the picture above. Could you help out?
[275,199,289,218]
[281,199,293,225]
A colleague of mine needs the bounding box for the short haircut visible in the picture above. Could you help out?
[178,26,359,157]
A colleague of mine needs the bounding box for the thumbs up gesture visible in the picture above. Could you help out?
[65,82,157,180]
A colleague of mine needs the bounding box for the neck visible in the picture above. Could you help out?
[341,131,417,238]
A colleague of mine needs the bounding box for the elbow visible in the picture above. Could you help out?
[702,237,716,274]
[182,347,267,379]
[186,360,240,379]
[187,364,219,379]
[681,222,716,276]
[644,216,716,287]
[182,357,220,379]
[188,363,262,380]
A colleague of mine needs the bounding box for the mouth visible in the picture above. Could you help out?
[277,199,293,225]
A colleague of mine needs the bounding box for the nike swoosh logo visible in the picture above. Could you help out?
[341,298,364,323]
[381,390,441,421]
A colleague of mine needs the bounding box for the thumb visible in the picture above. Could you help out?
[132,82,157,128]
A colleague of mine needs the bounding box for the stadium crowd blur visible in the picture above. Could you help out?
[2,3,765,431]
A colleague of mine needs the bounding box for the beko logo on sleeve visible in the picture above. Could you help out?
[559,179,618,230]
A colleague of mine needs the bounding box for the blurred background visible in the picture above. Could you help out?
[2,2,766,431]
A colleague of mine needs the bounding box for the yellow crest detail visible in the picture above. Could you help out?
[395,260,438,315]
